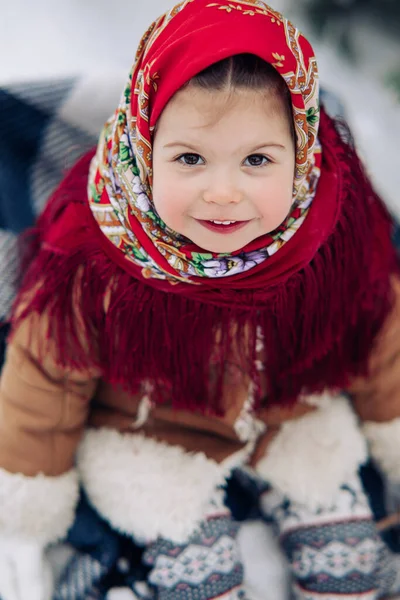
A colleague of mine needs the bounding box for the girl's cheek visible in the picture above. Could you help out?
[254,182,292,222]
[156,193,187,223]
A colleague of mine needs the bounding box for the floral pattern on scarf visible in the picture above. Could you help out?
[88,0,322,282]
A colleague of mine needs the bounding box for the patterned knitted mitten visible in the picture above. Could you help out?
[143,515,248,600]
[260,476,389,600]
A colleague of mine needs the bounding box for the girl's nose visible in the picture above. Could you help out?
[203,187,243,205]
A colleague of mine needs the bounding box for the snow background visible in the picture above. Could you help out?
[1,1,399,598]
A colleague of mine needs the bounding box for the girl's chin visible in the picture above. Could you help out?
[188,229,266,254]
[191,238,252,254]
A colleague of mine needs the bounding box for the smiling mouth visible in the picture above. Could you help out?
[197,219,250,234]
[209,220,237,225]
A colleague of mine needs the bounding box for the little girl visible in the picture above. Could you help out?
[1,1,400,598]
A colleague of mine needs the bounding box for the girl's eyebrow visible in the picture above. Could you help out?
[163,142,201,150]
[163,142,287,151]
[249,142,286,151]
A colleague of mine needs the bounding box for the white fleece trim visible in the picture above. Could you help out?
[0,468,79,545]
[363,417,400,483]
[255,393,368,510]
[77,429,229,544]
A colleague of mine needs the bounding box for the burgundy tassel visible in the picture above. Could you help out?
[10,114,399,415]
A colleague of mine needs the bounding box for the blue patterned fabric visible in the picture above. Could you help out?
[0,78,96,324]
[53,555,106,600]
[0,79,95,233]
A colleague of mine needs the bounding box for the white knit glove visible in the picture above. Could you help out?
[0,537,53,600]
[0,468,79,600]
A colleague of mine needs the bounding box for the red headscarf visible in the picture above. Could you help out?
[88,0,323,288]
[13,0,398,412]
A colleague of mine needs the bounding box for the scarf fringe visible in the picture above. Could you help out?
[262,117,396,398]
[10,115,398,413]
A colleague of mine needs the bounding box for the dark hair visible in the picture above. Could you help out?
[188,54,295,140]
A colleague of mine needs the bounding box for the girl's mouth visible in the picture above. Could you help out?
[197,220,250,234]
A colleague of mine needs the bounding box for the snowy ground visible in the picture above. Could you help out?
[1,1,399,598]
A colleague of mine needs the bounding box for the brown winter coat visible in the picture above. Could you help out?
[1,276,400,479]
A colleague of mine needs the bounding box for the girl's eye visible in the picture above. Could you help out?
[176,153,204,166]
[244,154,270,167]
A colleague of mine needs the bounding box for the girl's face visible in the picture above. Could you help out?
[152,85,295,254]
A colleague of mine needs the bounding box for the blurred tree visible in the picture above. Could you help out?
[303,0,400,98]
[305,0,399,40]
